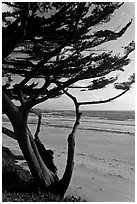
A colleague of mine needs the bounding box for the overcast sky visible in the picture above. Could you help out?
[36,2,135,111]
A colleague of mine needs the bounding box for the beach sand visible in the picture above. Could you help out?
[54,129,134,202]
[2,116,135,202]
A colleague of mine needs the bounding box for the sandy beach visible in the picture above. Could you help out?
[2,111,135,202]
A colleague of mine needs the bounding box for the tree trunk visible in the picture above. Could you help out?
[2,93,58,190]
[2,92,81,197]
[17,124,57,189]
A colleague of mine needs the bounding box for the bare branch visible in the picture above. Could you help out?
[2,127,17,140]
[58,86,82,196]
[30,109,42,139]
[2,92,22,130]
[79,88,129,106]
[68,85,87,89]
[28,79,50,107]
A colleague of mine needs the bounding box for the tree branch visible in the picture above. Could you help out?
[2,127,17,140]
[3,3,30,107]
[19,3,86,93]
[29,109,58,178]
[27,75,82,108]
[55,82,82,196]
[68,85,88,89]
[2,92,22,131]
[2,3,30,60]
[30,109,42,139]
[79,88,129,106]
[32,79,50,101]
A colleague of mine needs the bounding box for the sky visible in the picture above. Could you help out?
[36,2,135,111]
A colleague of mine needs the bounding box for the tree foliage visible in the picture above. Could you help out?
[3,2,135,108]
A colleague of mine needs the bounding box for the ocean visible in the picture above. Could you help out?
[31,110,135,121]
[28,110,135,134]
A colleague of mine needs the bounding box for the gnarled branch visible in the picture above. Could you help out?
[30,109,58,176]
[79,88,129,106]
[2,127,16,140]
[30,109,42,139]
[55,82,82,196]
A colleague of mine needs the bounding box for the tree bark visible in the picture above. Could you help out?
[2,92,58,190]
[55,90,82,197]
[2,92,81,197]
